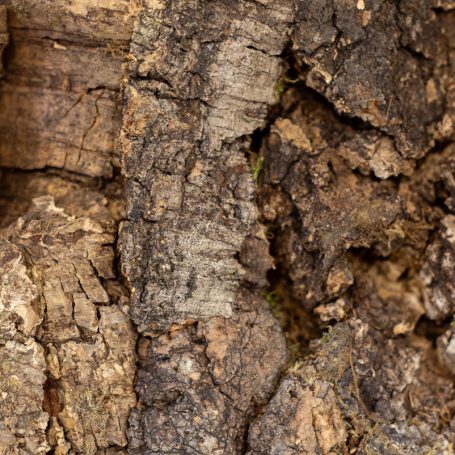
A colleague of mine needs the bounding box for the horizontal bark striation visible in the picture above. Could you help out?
[0,0,138,177]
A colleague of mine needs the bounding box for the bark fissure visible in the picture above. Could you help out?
[0,1,455,454]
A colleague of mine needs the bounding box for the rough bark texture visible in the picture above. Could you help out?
[0,1,138,453]
[0,0,138,177]
[0,0,455,454]
[120,1,294,452]
[250,1,455,454]
[119,0,295,329]
[0,193,136,453]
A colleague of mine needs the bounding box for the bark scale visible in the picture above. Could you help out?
[0,1,454,454]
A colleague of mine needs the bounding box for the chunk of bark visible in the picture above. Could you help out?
[129,290,287,454]
[1,0,455,453]
[0,192,136,454]
[249,321,455,454]
[119,1,296,451]
[292,0,453,159]
[247,375,347,455]
[119,0,295,329]
[0,4,138,448]
[250,4,455,452]
[259,91,407,310]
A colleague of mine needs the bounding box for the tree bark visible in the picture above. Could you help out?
[0,1,454,454]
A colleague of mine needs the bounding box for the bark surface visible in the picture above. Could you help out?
[0,1,138,453]
[0,1,454,455]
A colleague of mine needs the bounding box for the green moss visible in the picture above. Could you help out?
[274,79,286,100]
[262,290,280,309]
[319,330,333,344]
[252,156,264,185]
[274,77,300,101]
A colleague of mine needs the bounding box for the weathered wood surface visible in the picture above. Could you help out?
[0,1,138,453]
[119,0,295,329]
[0,0,454,454]
[120,1,295,452]
[0,0,138,177]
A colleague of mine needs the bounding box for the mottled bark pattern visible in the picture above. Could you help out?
[0,0,455,454]
[0,1,138,453]
[249,321,455,454]
[120,0,295,329]
[128,290,287,454]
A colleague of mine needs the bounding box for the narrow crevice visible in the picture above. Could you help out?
[0,25,12,76]
[415,315,454,347]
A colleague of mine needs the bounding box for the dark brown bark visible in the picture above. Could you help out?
[0,1,454,454]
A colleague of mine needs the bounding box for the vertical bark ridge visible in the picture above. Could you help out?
[120,1,298,453]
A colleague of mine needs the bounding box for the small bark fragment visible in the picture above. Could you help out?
[247,375,347,455]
